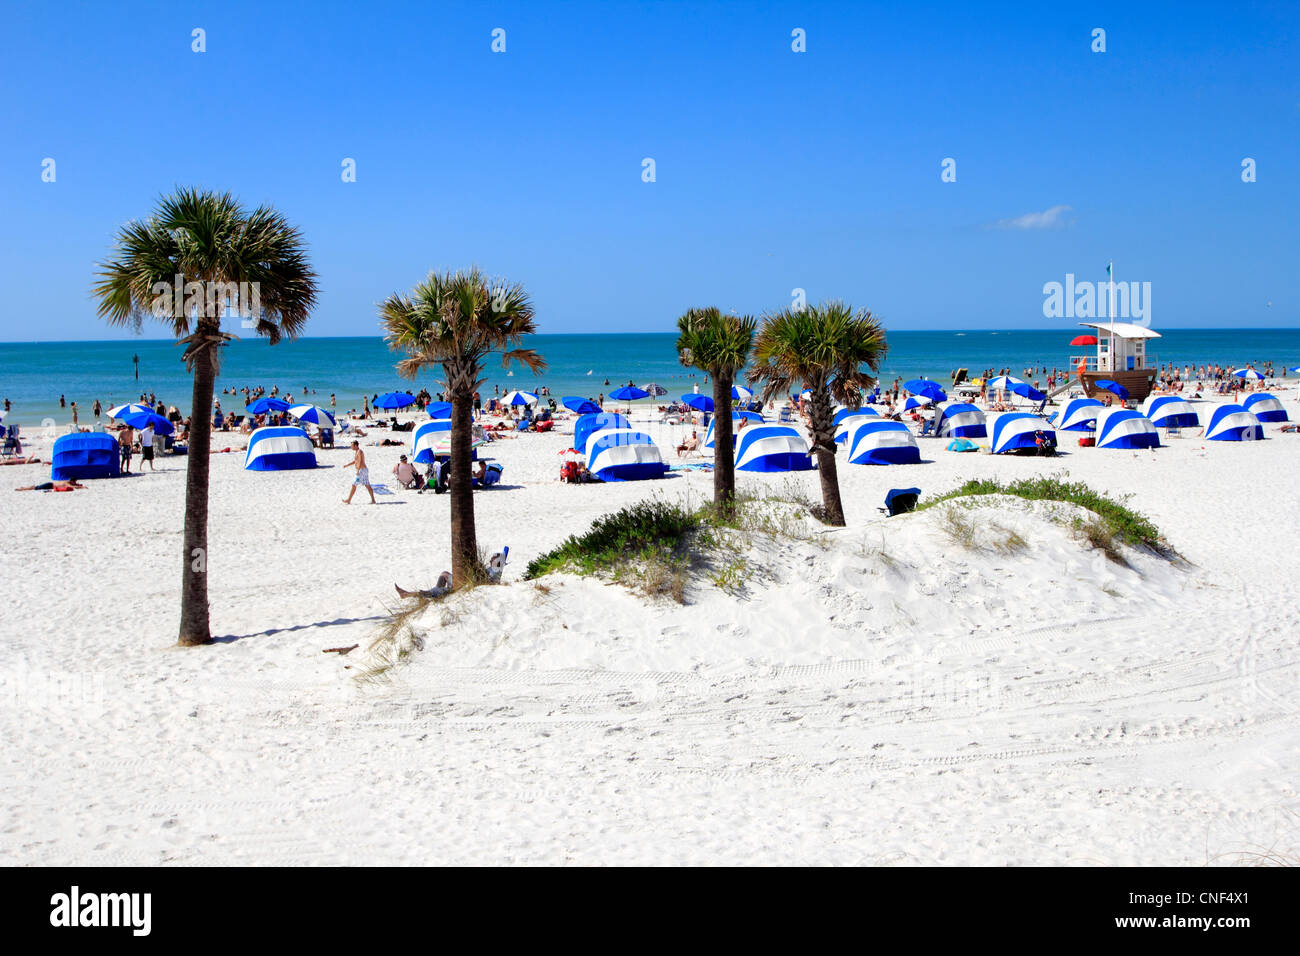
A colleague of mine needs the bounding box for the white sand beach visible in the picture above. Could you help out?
[2,393,1298,865]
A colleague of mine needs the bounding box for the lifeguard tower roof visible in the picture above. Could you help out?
[1077,321,1160,339]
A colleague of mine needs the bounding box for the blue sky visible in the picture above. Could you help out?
[0,0,1296,340]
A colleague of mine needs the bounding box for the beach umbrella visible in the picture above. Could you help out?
[562,396,600,414]
[732,384,754,401]
[286,404,337,427]
[1009,382,1047,402]
[1231,368,1264,381]
[609,386,649,401]
[903,379,946,402]
[682,393,714,412]
[986,375,1026,391]
[903,395,933,410]
[107,403,152,419]
[1290,366,1300,374]
[1093,379,1129,400]
[426,401,452,418]
[246,397,291,414]
[799,388,815,400]
[640,383,669,397]
[118,410,174,435]
[1070,334,1099,346]
[374,392,415,409]
[501,390,539,406]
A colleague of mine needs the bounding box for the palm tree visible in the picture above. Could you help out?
[676,307,756,517]
[749,301,887,526]
[380,268,544,586]
[93,188,317,646]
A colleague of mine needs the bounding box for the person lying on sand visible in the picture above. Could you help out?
[395,571,452,600]
[15,479,85,492]
[0,456,41,466]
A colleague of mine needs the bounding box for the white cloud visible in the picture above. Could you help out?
[992,205,1073,230]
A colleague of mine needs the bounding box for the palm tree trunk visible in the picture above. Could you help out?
[177,343,216,646]
[712,371,736,517]
[808,387,846,526]
[448,390,479,586]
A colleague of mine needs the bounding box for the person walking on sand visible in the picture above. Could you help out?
[140,422,156,471]
[118,424,135,473]
[342,440,375,504]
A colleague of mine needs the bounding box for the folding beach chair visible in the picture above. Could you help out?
[879,487,921,517]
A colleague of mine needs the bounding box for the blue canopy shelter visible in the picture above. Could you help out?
[243,426,317,471]
[50,433,120,480]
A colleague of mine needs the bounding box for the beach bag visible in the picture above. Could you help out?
[1078,436,1095,447]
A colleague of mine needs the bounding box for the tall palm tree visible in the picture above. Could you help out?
[93,188,317,646]
[676,307,756,518]
[380,268,544,586]
[749,301,887,526]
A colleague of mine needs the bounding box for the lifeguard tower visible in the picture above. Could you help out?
[1069,320,1161,401]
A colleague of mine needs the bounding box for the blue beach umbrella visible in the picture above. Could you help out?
[246,397,291,414]
[1231,368,1264,381]
[107,403,152,419]
[682,394,714,412]
[609,386,649,401]
[286,404,337,427]
[374,392,416,409]
[119,410,174,435]
[732,384,754,401]
[426,401,452,418]
[904,379,946,402]
[1093,379,1129,400]
[562,396,600,414]
[1289,366,1300,374]
[903,395,933,410]
[1010,382,1047,402]
[501,390,539,406]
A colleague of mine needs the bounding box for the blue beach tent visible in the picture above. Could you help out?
[50,433,120,480]
[1094,409,1160,449]
[846,420,921,465]
[1141,396,1200,429]
[585,428,667,481]
[1205,404,1264,441]
[574,413,630,452]
[989,413,1055,455]
[934,402,987,439]
[1242,393,1288,423]
[1054,397,1106,431]
[734,424,814,472]
[704,410,764,449]
[243,426,317,471]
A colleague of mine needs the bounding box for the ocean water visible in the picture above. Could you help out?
[1,329,1297,428]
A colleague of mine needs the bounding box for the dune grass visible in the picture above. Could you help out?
[919,474,1170,557]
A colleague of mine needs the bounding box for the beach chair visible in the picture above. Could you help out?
[879,487,921,517]
[473,463,504,488]
[319,427,334,448]
[1,435,18,459]
[919,419,935,437]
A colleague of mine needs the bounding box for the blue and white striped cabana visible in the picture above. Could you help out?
[734,424,814,472]
[1053,397,1106,431]
[1140,396,1200,429]
[846,420,921,465]
[244,426,317,471]
[585,428,668,481]
[989,413,1055,455]
[934,402,987,439]
[1242,393,1288,423]
[1094,409,1160,449]
[1205,404,1264,441]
